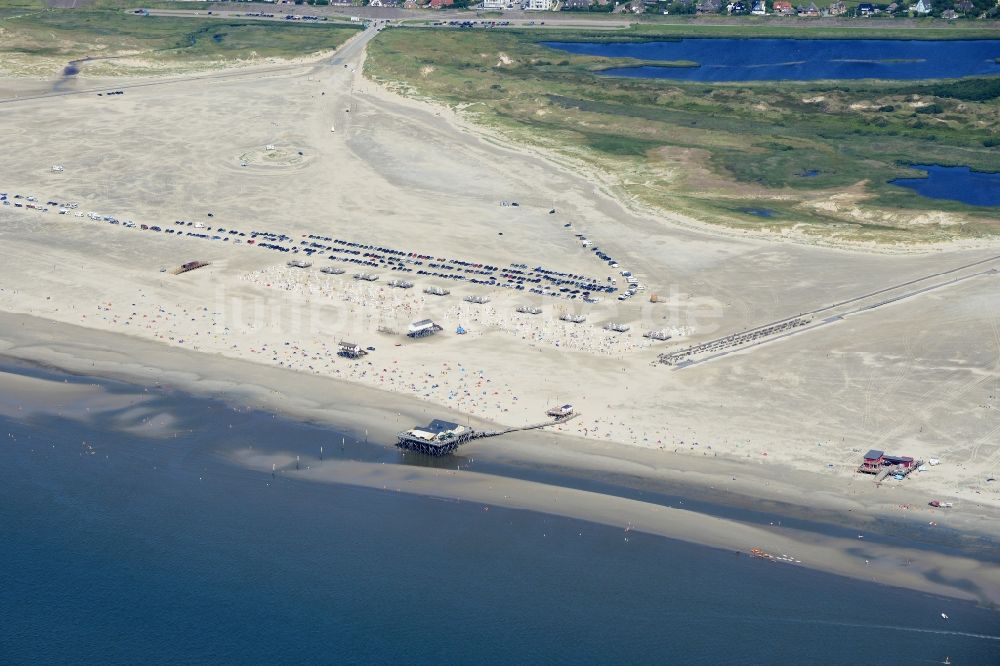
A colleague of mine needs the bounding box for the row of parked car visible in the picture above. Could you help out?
[433,20,517,28]
[567,225,645,302]
[294,235,616,299]
[2,187,643,303]
[1,192,81,214]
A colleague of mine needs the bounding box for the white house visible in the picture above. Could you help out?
[526,0,553,9]
[483,0,506,7]
[914,0,931,12]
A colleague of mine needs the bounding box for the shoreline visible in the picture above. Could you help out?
[0,54,996,512]
[1,310,997,606]
[1,29,998,609]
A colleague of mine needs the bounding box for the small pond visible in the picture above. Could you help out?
[890,164,1000,207]
[737,207,776,218]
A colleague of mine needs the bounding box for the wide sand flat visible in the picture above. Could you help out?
[0,27,998,597]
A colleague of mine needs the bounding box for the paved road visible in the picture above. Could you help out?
[143,6,633,28]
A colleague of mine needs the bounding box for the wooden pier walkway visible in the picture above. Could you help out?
[396,414,578,456]
[472,413,579,440]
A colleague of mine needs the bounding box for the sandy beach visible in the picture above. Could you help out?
[2,311,998,604]
[1,26,998,602]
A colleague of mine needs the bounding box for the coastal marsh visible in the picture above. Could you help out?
[366,27,1000,244]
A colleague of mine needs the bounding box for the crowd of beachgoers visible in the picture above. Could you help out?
[0,287,697,448]
[240,264,679,357]
[0,186,701,450]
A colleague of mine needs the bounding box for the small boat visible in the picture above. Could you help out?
[941,613,949,620]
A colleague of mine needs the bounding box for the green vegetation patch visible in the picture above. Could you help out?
[0,8,361,68]
[366,27,1000,243]
[512,21,1000,43]
[583,132,666,156]
[607,21,1000,41]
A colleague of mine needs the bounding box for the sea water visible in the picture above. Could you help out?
[1,363,997,664]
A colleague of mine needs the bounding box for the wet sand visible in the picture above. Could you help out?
[1,312,998,605]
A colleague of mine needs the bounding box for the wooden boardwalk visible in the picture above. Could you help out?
[473,413,579,440]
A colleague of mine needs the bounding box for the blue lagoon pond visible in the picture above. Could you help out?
[891,164,1000,207]
[542,39,1000,82]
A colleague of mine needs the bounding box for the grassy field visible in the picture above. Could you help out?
[366,27,1000,243]
[600,20,1000,41]
[0,8,361,76]
[0,0,203,13]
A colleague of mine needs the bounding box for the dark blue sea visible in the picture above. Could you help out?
[541,39,1000,82]
[1,361,998,664]
[891,164,1000,207]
